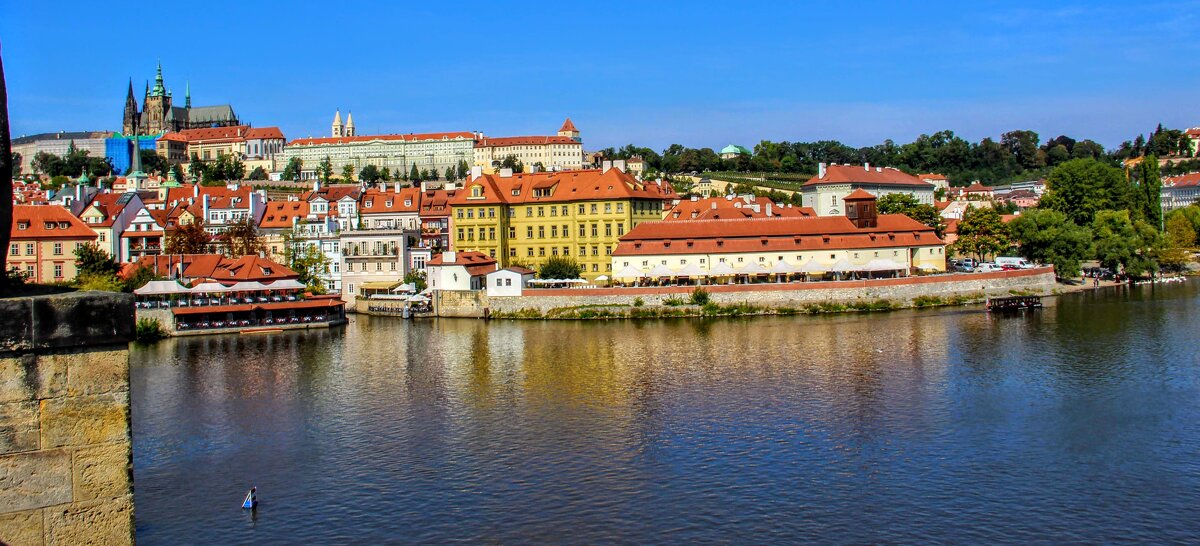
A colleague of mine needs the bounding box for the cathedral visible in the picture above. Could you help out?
[122,62,240,136]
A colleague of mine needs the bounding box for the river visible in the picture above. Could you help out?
[131,281,1200,543]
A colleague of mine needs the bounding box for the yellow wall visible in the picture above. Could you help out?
[452,197,664,280]
[7,238,94,283]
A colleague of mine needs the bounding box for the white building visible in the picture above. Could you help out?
[426,251,498,291]
[472,119,585,173]
[282,112,474,181]
[1163,172,1200,211]
[485,267,535,297]
[339,228,416,306]
[802,163,936,216]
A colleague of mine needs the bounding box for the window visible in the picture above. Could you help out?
[349,283,355,294]
[579,247,586,257]
[488,227,496,241]
[53,243,63,255]
[591,204,598,214]
[592,263,599,272]
[496,278,503,287]
[526,207,533,217]
[550,207,557,217]
[509,248,517,257]
[561,205,568,216]
[617,203,624,213]
[390,262,397,271]
[9,243,17,255]
[605,224,612,237]
[538,247,546,257]
[552,247,559,256]
[53,263,63,278]
[578,204,585,214]
[505,279,512,286]
[579,225,586,237]
[592,246,599,256]
[488,208,496,218]
[467,209,474,219]
[605,203,612,213]
[605,246,612,255]
[527,247,534,257]
[617,223,624,236]
[537,207,545,217]
[538,226,545,238]
[551,226,558,238]
[467,228,475,241]
[25,243,33,255]
[591,224,598,237]
[457,228,464,240]
[376,262,383,272]
[527,226,534,238]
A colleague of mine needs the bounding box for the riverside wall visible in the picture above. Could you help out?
[0,291,136,546]
[432,268,1057,318]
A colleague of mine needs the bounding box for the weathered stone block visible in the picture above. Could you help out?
[0,401,40,455]
[0,508,44,546]
[52,349,129,397]
[0,297,34,353]
[44,495,133,546]
[28,292,135,352]
[0,449,72,512]
[72,443,131,502]
[39,393,129,450]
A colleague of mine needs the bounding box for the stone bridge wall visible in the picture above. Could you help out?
[0,291,135,546]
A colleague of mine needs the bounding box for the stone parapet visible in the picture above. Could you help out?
[0,291,134,546]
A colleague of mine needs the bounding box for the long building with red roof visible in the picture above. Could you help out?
[472,118,585,173]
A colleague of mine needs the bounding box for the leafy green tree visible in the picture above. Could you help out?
[500,154,524,173]
[538,256,583,279]
[1132,155,1162,228]
[139,150,167,175]
[318,156,334,183]
[170,163,186,183]
[228,157,245,180]
[1092,210,1160,276]
[74,242,121,277]
[1008,208,1092,277]
[218,218,266,257]
[358,164,381,183]
[457,160,470,180]
[340,164,355,182]
[380,167,391,182]
[247,166,268,180]
[443,166,456,184]
[120,264,162,293]
[188,155,207,182]
[282,157,303,181]
[409,164,419,181]
[1041,158,1129,227]
[403,269,427,293]
[953,206,1010,260]
[1160,213,1196,270]
[282,230,330,290]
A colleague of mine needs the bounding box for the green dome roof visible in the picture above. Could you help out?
[721,144,751,155]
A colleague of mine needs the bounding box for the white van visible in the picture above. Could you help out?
[975,262,1004,273]
[995,257,1034,269]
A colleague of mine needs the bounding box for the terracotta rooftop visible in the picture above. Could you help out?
[10,205,99,240]
[475,135,580,148]
[559,118,578,132]
[288,131,474,147]
[451,168,677,206]
[804,164,933,188]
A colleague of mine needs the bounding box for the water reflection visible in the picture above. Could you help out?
[133,281,1200,543]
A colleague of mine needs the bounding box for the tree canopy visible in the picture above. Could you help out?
[1040,158,1128,227]
[218,218,266,257]
[537,256,583,279]
[1008,208,1092,277]
[953,206,1010,260]
[163,222,211,254]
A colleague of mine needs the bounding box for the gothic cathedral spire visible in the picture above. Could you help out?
[123,79,139,136]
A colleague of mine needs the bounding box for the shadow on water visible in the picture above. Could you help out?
[132,281,1200,543]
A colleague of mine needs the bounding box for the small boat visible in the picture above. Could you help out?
[242,487,258,510]
[986,295,1043,312]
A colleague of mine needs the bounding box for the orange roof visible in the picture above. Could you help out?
[665,196,813,221]
[301,185,361,203]
[918,173,948,180]
[159,132,189,143]
[965,182,991,192]
[360,187,420,214]
[804,164,932,188]
[843,189,876,200]
[559,118,577,132]
[10,205,98,240]
[174,125,251,143]
[288,131,474,146]
[451,169,677,206]
[80,193,137,228]
[419,189,456,217]
[259,201,311,228]
[1165,172,1200,187]
[615,215,942,257]
[475,135,579,148]
[244,127,285,140]
[127,254,297,282]
[428,251,496,266]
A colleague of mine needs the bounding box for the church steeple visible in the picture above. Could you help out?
[185,80,191,108]
[345,111,355,137]
[150,60,166,97]
[122,79,139,136]
[332,109,344,138]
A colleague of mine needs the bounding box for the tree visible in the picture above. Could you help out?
[954,206,1010,260]
[1041,158,1129,227]
[9,151,19,175]
[228,156,246,181]
[403,269,427,293]
[876,193,943,236]
[188,155,207,182]
[1008,208,1092,277]
[457,160,470,180]
[1133,155,1162,228]
[318,156,334,183]
[1160,213,1196,271]
[537,256,583,279]
[380,167,391,182]
[340,164,354,181]
[163,222,212,254]
[74,242,121,278]
[358,164,381,183]
[218,218,265,257]
[282,157,303,181]
[170,163,186,183]
[406,164,416,182]
[120,264,162,293]
[282,229,330,290]
[443,166,456,184]
[500,154,524,173]
[247,166,268,180]
[1092,209,1160,277]
[1165,210,1198,247]
[139,150,167,175]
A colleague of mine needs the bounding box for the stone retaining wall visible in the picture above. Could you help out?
[0,291,135,546]
[433,268,1057,318]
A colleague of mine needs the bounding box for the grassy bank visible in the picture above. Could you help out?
[488,291,993,320]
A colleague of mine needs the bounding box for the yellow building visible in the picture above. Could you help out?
[449,166,678,280]
[8,205,99,283]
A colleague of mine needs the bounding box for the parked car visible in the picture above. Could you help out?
[995,256,1034,269]
[975,262,1004,273]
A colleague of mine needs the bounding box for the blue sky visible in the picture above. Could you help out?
[3,1,1198,151]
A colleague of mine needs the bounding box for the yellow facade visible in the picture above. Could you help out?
[7,239,93,283]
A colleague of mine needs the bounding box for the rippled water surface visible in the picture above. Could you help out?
[132,282,1200,543]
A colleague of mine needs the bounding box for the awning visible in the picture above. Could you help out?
[408,295,431,303]
[226,281,267,292]
[675,262,707,277]
[798,260,827,274]
[594,275,609,282]
[708,261,736,276]
[614,265,646,280]
[192,282,234,293]
[262,279,306,290]
[133,280,191,296]
[862,259,905,271]
[769,260,796,274]
[830,258,858,272]
[735,261,768,274]
[647,263,676,277]
[361,281,401,291]
[392,283,416,293]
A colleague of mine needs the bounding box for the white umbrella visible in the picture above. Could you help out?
[862,259,904,271]
[262,279,305,290]
[408,294,431,303]
[133,280,190,296]
[830,258,858,272]
[392,283,416,293]
[648,263,676,277]
[798,260,827,274]
[615,265,647,280]
[227,281,267,292]
[708,261,736,276]
[735,261,767,274]
[769,260,796,274]
[594,275,609,281]
[675,262,707,277]
[192,282,233,293]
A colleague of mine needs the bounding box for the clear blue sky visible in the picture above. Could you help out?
[3,1,1198,151]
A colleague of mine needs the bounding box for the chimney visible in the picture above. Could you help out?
[818,162,827,179]
[313,179,320,193]
[529,164,540,174]
[613,159,626,173]
[443,251,456,263]
[711,202,717,210]
[864,162,870,171]
[690,195,698,202]
[192,184,199,198]
[202,194,210,221]
[469,165,482,181]
[499,168,513,178]
[602,160,612,173]
[766,203,773,216]
[394,180,401,193]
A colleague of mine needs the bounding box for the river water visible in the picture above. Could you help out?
[131,282,1200,544]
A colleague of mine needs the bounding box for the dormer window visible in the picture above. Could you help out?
[44,222,54,229]
[404,200,412,207]
[17,222,28,230]
[470,185,484,198]
[385,200,392,208]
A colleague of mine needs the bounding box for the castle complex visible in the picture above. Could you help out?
[122,62,240,136]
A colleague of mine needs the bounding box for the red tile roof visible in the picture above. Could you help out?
[665,196,813,221]
[288,131,474,146]
[965,182,991,193]
[614,215,941,257]
[244,127,285,140]
[428,251,497,267]
[559,118,578,132]
[804,164,932,188]
[1165,172,1200,187]
[452,169,677,206]
[127,254,297,282]
[11,205,99,240]
[419,189,456,217]
[474,135,580,148]
[259,201,311,229]
[844,189,876,200]
[918,173,948,180]
[360,187,420,214]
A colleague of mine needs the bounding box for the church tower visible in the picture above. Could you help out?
[142,61,172,134]
[122,80,139,136]
[345,111,355,137]
[332,109,344,137]
[558,117,580,141]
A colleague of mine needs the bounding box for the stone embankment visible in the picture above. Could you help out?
[430,267,1057,319]
[0,291,136,546]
